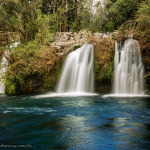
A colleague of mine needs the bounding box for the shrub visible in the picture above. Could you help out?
[5,41,63,95]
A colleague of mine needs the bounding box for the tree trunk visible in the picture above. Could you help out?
[74,0,77,20]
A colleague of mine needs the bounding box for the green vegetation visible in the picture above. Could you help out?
[0,0,149,35]
[89,37,115,93]
[0,0,149,94]
[91,0,140,32]
[5,41,64,94]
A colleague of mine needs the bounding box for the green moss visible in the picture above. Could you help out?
[95,57,114,83]
[43,55,66,89]
[74,45,81,50]
[102,62,114,82]
[94,61,100,75]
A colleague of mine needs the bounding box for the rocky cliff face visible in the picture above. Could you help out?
[51,31,112,55]
[51,31,90,55]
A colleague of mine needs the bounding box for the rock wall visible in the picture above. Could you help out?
[51,31,113,55]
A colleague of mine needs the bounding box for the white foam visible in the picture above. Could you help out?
[102,94,150,98]
[2,107,55,113]
[35,92,98,98]
[3,111,12,114]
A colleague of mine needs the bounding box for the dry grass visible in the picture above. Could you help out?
[33,46,59,74]
[89,36,115,81]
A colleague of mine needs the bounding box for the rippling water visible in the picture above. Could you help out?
[0,94,150,150]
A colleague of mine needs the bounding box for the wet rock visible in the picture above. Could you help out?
[145,90,150,95]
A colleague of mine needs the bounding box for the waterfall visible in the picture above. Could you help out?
[0,55,9,93]
[0,42,19,93]
[56,44,94,93]
[113,39,145,94]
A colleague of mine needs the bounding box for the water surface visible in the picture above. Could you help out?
[0,94,150,150]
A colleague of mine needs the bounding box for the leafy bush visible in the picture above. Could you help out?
[5,41,63,95]
[137,0,150,15]
[89,36,115,83]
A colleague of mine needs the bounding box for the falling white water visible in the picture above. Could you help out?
[113,39,145,94]
[56,44,94,93]
[0,55,8,93]
[0,42,20,93]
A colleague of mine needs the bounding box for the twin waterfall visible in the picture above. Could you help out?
[113,39,145,94]
[56,44,94,93]
[57,39,145,95]
[0,40,145,95]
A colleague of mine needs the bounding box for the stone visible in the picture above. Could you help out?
[75,34,81,41]
[88,31,92,35]
[94,32,103,38]
[51,42,56,46]
[70,32,74,37]
[70,37,75,41]
[53,31,110,55]
[79,30,87,36]
[73,32,77,37]
[79,38,88,45]
[55,46,61,50]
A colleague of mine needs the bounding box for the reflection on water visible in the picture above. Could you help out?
[0,94,150,150]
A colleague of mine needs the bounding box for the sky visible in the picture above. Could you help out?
[93,0,105,6]
[92,0,105,14]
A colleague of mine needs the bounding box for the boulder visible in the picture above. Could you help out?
[88,31,92,36]
[75,34,81,41]
[52,31,106,55]
[70,37,75,41]
[79,38,88,45]
[73,32,78,37]
[94,32,103,38]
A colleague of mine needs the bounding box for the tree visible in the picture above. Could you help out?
[106,0,140,29]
